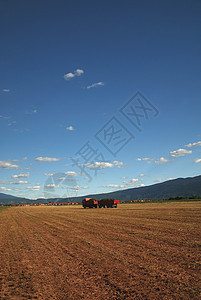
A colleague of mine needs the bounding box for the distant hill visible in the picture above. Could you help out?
[0,193,31,205]
[0,175,201,204]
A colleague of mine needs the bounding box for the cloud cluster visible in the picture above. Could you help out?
[0,161,19,169]
[64,69,84,80]
[35,157,60,162]
[86,82,104,89]
[84,161,123,170]
[169,148,192,157]
[186,141,201,147]
[194,158,201,163]
[137,140,200,167]
[0,187,12,191]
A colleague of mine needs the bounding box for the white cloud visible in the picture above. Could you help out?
[64,171,78,176]
[75,69,84,76]
[137,157,153,164]
[44,173,54,177]
[0,187,12,191]
[185,141,201,148]
[1,89,10,92]
[155,157,169,165]
[84,160,123,170]
[123,178,139,187]
[169,148,192,157]
[113,161,123,168]
[64,68,84,80]
[13,181,28,184]
[56,177,66,182]
[194,158,201,163]
[139,174,145,177]
[12,173,29,179]
[35,157,60,162]
[86,82,104,89]
[26,186,40,191]
[106,184,120,188]
[45,184,57,189]
[72,185,88,190]
[84,162,113,169]
[0,161,19,169]
[64,72,75,80]
[66,126,75,131]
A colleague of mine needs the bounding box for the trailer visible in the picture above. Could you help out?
[98,198,120,208]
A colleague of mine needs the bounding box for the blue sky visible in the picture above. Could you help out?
[1,0,201,199]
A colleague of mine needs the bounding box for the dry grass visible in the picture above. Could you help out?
[0,202,200,299]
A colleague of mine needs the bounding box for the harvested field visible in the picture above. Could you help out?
[0,202,200,299]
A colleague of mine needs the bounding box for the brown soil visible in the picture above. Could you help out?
[0,202,200,299]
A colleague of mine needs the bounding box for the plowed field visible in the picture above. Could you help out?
[0,202,200,299]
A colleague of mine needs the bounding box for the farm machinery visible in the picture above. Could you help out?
[82,198,120,208]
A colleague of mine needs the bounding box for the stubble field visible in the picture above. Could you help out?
[0,202,200,299]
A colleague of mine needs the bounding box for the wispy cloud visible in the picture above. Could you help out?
[44,173,54,177]
[194,158,201,163]
[72,185,88,191]
[25,109,37,115]
[155,178,163,182]
[12,173,30,179]
[0,161,19,169]
[169,148,192,157]
[86,82,104,89]
[185,141,201,148]
[0,115,9,119]
[155,157,169,165]
[64,68,84,80]
[1,89,10,92]
[35,157,60,162]
[66,125,75,131]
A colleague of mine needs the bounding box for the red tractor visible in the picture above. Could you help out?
[82,198,98,208]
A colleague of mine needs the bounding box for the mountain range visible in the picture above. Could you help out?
[0,175,201,204]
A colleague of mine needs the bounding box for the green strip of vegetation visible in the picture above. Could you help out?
[0,206,9,212]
